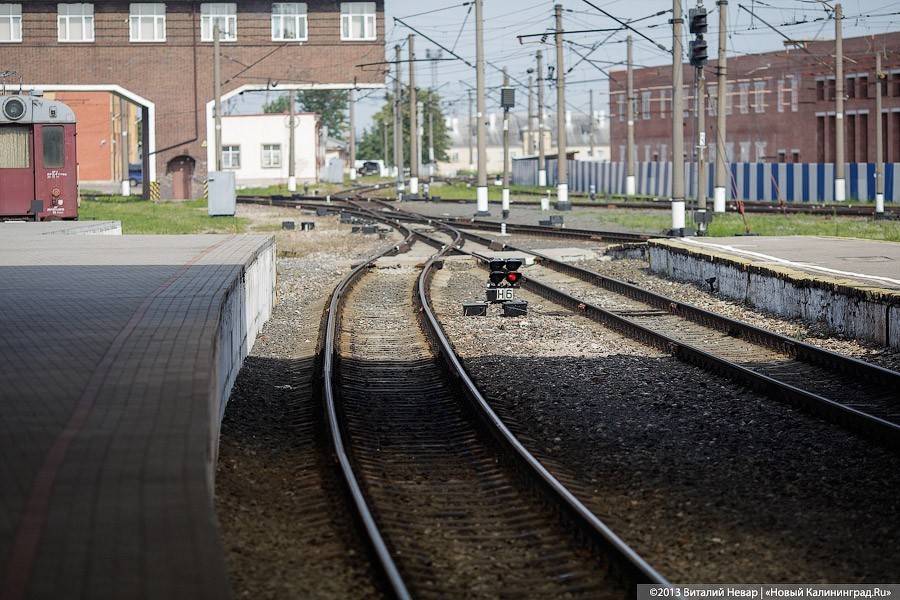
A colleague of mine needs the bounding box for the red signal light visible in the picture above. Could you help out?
[505,271,522,286]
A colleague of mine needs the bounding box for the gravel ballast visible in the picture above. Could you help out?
[216,204,899,593]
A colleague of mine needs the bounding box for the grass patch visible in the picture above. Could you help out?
[591,208,899,241]
[80,197,248,234]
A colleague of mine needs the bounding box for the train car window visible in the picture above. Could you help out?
[0,126,30,168]
[42,126,65,168]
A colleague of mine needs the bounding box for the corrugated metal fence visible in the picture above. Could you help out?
[512,159,899,203]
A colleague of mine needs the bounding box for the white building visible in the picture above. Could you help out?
[220,113,321,186]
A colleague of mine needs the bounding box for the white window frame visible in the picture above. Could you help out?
[201,3,236,42]
[58,3,94,43]
[130,3,166,42]
[753,80,766,114]
[0,4,22,43]
[708,84,717,116]
[261,144,281,168]
[641,91,651,120]
[272,3,307,42]
[739,82,750,115]
[222,145,240,169]
[340,2,375,41]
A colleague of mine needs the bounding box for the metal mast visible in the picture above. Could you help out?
[714,0,728,213]
[554,4,568,206]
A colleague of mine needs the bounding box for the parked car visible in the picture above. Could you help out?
[358,161,380,176]
[128,163,143,187]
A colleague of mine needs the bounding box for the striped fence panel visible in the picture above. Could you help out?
[512,159,899,203]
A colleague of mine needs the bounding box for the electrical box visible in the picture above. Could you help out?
[500,86,515,109]
[207,171,236,216]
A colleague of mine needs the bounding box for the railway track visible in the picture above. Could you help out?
[320,223,668,596]
[237,194,899,441]
[477,235,900,445]
[363,200,899,447]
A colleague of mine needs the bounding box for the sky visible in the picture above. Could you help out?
[234,1,900,135]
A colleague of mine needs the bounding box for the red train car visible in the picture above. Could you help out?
[0,93,78,220]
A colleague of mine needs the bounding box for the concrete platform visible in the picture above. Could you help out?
[648,236,900,349]
[0,222,275,599]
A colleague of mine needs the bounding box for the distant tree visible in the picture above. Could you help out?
[356,87,450,167]
[263,90,348,139]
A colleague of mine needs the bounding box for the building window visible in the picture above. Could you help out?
[341,2,375,41]
[617,96,624,122]
[857,74,868,99]
[272,3,307,41]
[725,83,734,115]
[739,82,750,114]
[58,3,94,42]
[641,91,651,120]
[130,3,165,42]
[261,144,281,168]
[846,75,856,99]
[0,4,22,43]
[753,81,766,113]
[659,89,668,119]
[222,145,240,168]
[708,84,717,116]
[201,3,236,41]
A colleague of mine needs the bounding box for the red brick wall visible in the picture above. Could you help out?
[51,92,114,181]
[9,1,384,198]
[609,31,900,167]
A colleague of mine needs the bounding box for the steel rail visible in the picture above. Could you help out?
[444,229,900,445]
[461,229,900,392]
[412,226,673,588]
[321,222,416,600]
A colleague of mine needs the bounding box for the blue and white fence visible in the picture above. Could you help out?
[512,158,899,203]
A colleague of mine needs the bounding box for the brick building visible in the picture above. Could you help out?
[609,31,900,168]
[1,1,384,198]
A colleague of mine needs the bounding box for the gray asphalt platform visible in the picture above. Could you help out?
[0,222,275,599]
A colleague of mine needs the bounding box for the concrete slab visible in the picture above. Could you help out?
[648,236,900,349]
[0,227,275,599]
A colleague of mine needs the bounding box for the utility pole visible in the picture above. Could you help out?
[502,68,511,219]
[475,0,489,215]
[714,0,728,213]
[214,24,222,171]
[348,88,356,183]
[120,97,129,196]
[382,94,389,170]
[468,89,474,172]
[875,50,884,216]
[528,74,534,155]
[589,89,595,158]
[427,90,434,177]
[626,35,635,195]
[408,34,419,195]
[537,50,547,187]
[834,2,845,201]
[427,48,440,177]
[671,0,686,234]
[393,44,404,193]
[697,65,707,216]
[554,3,569,206]
[288,89,297,192]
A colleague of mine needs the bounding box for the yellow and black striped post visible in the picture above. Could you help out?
[150,181,160,202]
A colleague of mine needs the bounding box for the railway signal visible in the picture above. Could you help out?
[688,8,707,35]
[463,257,528,316]
[689,38,708,67]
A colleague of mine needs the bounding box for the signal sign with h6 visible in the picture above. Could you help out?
[484,258,527,314]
